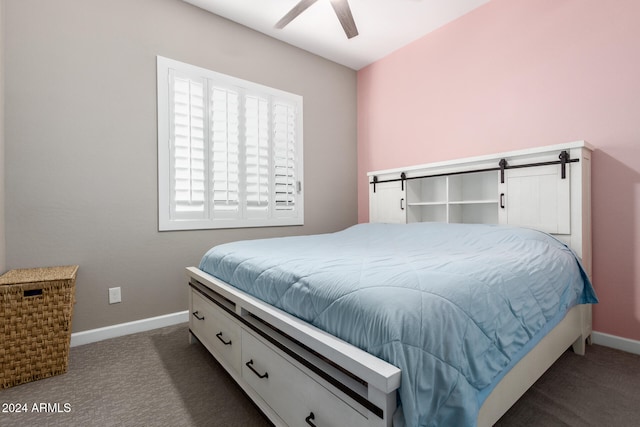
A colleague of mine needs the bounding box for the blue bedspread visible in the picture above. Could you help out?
[199,222,597,427]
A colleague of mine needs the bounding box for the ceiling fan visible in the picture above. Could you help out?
[275,0,359,39]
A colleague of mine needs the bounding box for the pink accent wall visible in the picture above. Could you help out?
[357,0,640,341]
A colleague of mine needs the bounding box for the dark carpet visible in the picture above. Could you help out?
[1,324,638,426]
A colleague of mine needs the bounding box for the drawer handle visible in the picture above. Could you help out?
[216,332,232,346]
[192,311,205,321]
[305,412,316,427]
[245,359,269,379]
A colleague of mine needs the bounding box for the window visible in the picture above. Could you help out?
[157,56,304,230]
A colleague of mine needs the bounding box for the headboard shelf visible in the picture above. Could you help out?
[368,141,592,277]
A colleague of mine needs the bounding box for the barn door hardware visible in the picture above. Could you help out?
[370,150,579,187]
[559,150,570,179]
[499,159,508,184]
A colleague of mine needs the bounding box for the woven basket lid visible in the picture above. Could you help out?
[0,265,79,285]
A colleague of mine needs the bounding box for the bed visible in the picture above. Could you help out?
[187,142,595,427]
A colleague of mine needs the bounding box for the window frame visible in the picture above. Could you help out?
[157,56,304,231]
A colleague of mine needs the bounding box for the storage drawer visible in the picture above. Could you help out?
[190,289,242,373]
[241,330,368,427]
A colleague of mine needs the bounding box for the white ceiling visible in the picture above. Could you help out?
[183,0,490,70]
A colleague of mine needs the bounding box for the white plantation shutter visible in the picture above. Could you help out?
[244,95,270,216]
[273,101,298,215]
[170,73,207,219]
[157,57,303,230]
[210,87,240,218]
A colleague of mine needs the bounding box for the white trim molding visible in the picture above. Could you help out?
[592,331,640,355]
[69,313,640,358]
[70,311,189,347]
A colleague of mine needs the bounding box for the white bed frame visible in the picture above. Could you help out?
[186,141,593,427]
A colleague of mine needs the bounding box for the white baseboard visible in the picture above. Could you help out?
[69,314,640,356]
[70,311,189,347]
[592,331,640,355]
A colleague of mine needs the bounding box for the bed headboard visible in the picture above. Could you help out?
[368,141,592,277]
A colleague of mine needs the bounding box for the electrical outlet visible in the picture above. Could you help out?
[108,287,122,304]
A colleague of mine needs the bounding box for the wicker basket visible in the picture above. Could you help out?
[0,265,78,389]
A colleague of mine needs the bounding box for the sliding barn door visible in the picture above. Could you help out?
[369,181,406,223]
[498,164,570,234]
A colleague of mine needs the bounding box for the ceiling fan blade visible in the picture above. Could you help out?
[330,0,358,39]
[275,0,319,29]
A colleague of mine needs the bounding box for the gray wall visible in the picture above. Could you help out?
[4,0,357,332]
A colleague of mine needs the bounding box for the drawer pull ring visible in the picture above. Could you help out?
[216,332,232,346]
[305,412,316,426]
[245,359,269,379]
[192,311,205,321]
